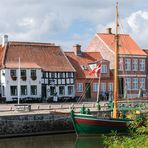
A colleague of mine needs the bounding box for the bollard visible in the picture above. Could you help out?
[48,105,51,109]
[38,105,40,110]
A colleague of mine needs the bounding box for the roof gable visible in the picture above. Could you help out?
[97,33,147,56]
[65,52,102,78]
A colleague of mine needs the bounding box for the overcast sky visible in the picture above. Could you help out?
[0,0,148,50]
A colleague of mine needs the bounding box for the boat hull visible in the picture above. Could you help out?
[70,111,130,135]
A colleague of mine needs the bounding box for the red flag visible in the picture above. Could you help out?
[89,64,101,75]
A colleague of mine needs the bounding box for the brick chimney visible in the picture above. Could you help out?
[106,28,112,34]
[73,44,82,56]
[2,35,8,47]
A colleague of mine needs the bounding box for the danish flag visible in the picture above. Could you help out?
[89,64,102,75]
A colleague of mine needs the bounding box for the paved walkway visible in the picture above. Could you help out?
[0,102,109,116]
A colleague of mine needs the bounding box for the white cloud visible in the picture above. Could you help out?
[0,0,147,49]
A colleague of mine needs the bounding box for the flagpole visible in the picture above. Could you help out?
[96,63,102,103]
[96,72,101,102]
[18,57,20,105]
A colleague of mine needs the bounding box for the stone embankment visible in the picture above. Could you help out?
[0,102,105,138]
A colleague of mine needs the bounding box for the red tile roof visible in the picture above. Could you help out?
[98,33,147,56]
[65,52,102,78]
[2,42,75,72]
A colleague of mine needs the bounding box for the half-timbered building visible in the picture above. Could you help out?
[0,35,75,102]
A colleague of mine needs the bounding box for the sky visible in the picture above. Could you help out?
[0,0,148,50]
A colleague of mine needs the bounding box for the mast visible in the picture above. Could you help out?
[18,57,20,104]
[113,0,119,118]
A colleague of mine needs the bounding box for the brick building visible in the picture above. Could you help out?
[65,44,113,101]
[86,29,147,98]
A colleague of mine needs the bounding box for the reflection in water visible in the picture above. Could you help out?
[0,134,104,148]
[0,134,76,148]
[75,136,104,148]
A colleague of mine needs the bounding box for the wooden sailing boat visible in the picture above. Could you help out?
[70,0,131,135]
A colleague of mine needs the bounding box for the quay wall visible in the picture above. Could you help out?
[0,113,74,138]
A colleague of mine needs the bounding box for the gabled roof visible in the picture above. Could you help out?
[1,41,75,72]
[97,33,147,56]
[65,52,102,78]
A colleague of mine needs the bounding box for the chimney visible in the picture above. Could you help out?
[2,35,8,47]
[73,44,82,56]
[106,28,112,34]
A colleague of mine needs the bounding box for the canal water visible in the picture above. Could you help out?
[0,134,104,148]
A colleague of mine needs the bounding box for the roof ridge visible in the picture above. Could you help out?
[98,33,129,36]
[9,41,57,47]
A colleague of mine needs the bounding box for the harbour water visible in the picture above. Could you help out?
[0,134,104,148]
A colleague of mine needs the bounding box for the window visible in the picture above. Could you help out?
[125,59,131,71]
[132,78,138,90]
[132,59,138,71]
[42,72,46,78]
[108,83,113,91]
[21,70,26,77]
[125,78,131,90]
[118,58,123,71]
[59,73,63,78]
[93,83,98,92]
[50,86,55,95]
[139,78,145,89]
[101,65,107,73]
[77,83,83,92]
[139,59,145,71]
[10,69,17,77]
[59,86,65,95]
[51,73,55,79]
[21,85,27,95]
[68,86,74,95]
[68,72,72,78]
[31,85,37,95]
[31,70,36,77]
[101,83,106,92]
[10,86,17,96]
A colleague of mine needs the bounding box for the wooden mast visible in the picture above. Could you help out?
[113,0,119,118]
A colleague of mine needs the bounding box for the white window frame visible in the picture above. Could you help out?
[31,85,37,95]
[77,83,83,92]
[118,58,123,71]
[139,78,145,89]
[68,86,74,95]
[59,86,65,95]
[101,65,107,73]
[101,83,106,92]
[125,58,131,71]
[93,83,98,92]
[139,59,145,71]
[21,85,27,95]
[108,83,113,91]
[125,78,131,90]
[132,78,138,90]
[132,59,138,71]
